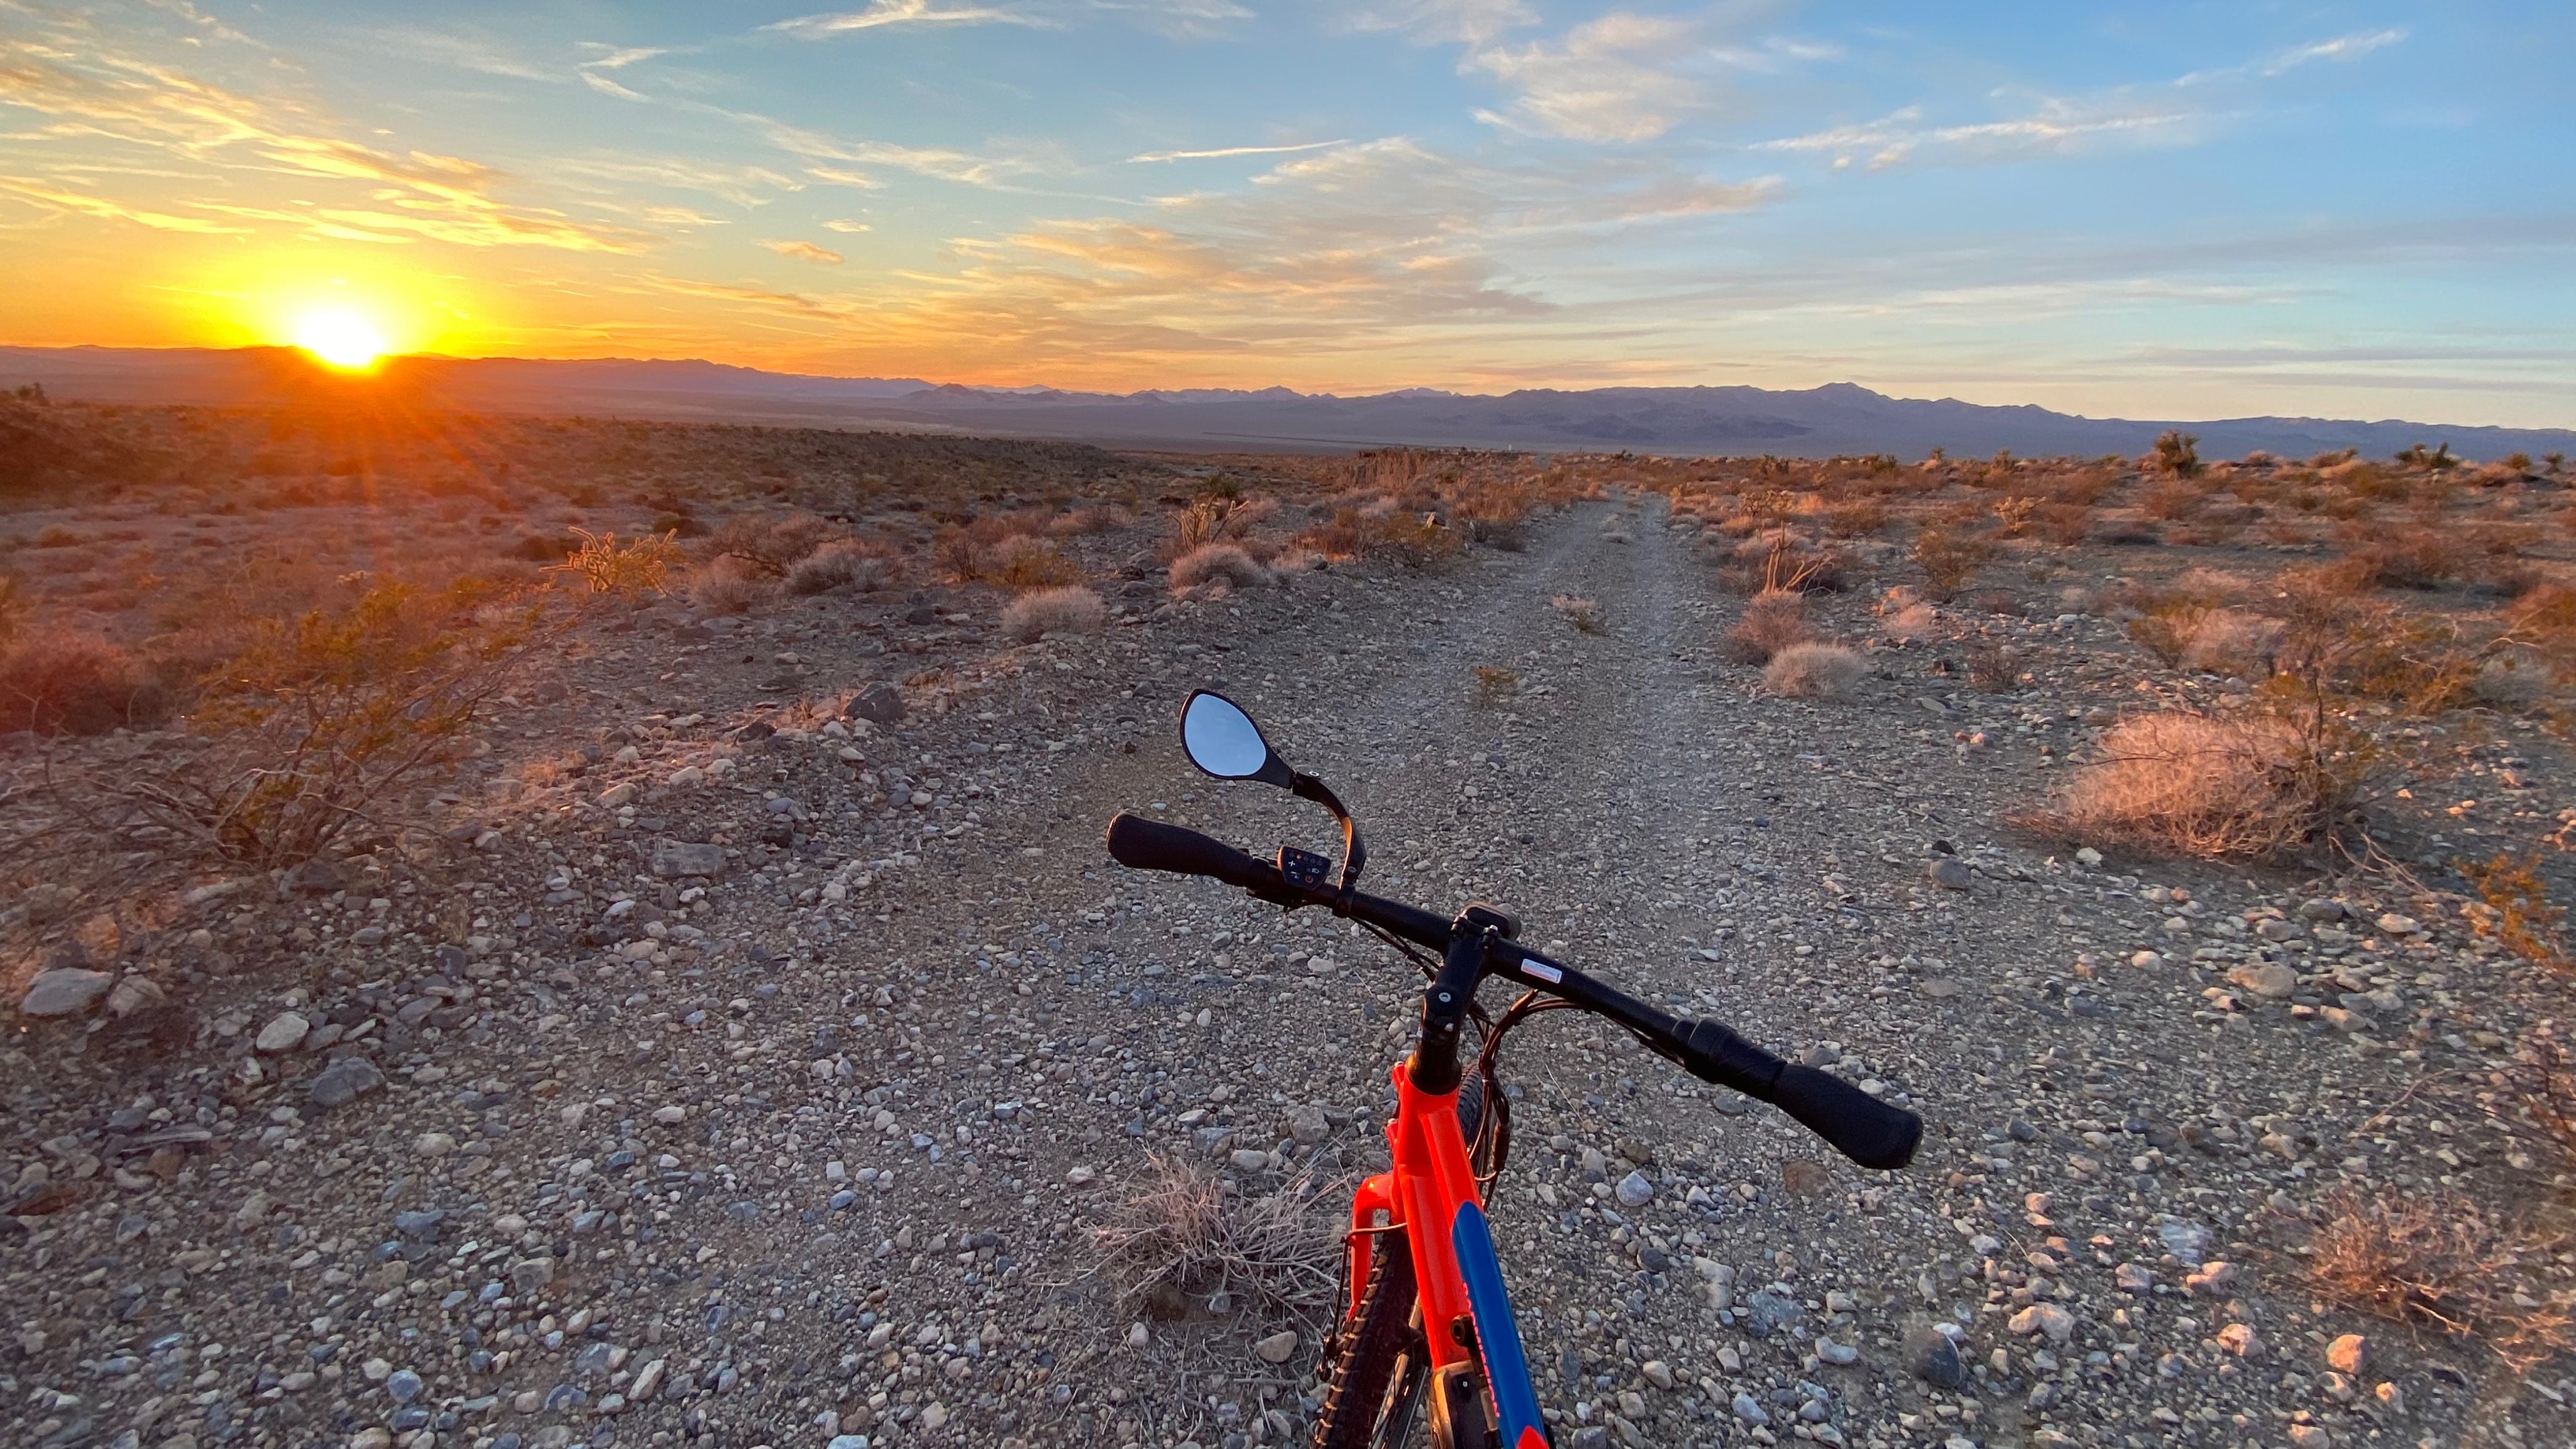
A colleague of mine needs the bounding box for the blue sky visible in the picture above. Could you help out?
[2,1,2571,424]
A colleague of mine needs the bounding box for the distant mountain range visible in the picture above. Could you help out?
[5,344,2571,462]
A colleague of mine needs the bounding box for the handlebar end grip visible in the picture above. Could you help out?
[1769,1065,1923,1171]
[1105,813,1268,893]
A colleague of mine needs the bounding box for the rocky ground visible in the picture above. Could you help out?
[6,494,2574,1449]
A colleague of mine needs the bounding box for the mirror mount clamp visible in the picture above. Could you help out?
[1290,771,1366,899]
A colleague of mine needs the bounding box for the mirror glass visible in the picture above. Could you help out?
[1181,692,1272,778]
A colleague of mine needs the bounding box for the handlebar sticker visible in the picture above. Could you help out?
[1522,961,1562,984]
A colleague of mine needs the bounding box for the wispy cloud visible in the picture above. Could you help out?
[766,2,1051,39]
[808,138,1780,377]
[822,218,873,231]
[0,32,644,250]
[1758,98,2208,170]
[0,174,249,232]
[713,106,1033,186]
[1341,0,1537,49]
[1127,139,1351,163]
[765,238,847,264]
[1767,28,2409,174]
[1468,13,1702,143]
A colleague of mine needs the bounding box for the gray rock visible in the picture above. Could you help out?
[393,1210,447,1241]
[20,968,113,1018]
[2227,961,2297,1000]
[285,859,346,894]
[1286,1104,1331,1146]
[386,1368,423,1404]
[1903,1324,1968,1388]
[1926,857,1973,890]
[1741,1290,1803,1337]
[1815,1337,1859,1366]
[1732,1391,1772,1426]
[1252,1330,1300,1364]
[255,1012,310,1054]
[848,682,907,724]
[1613,1170,1654,1208]
[309,1056,386,1109]
[650,841,727,878]
[2299,898,2348,922]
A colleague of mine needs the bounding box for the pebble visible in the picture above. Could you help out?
[2375,913,2419,936]
[2226,961,2297,999]
[2325,1333,2368,1375]
[1732,1391,1771,1426]
[255,1012,311,1054]
[1253,1331,1300,1364]
[1125,1323,1150,1349]
[2216,1322,2260,1357]
[1612,1170,1654,1208]
[309,1056,386,1108]
[1815,1337,1859,1366]
[385,1368,423,1404]
[1926,857,1973,890]
[19,968,112,1018]
[1904,1324,1968,1388]
[2008,1304,2075,1344]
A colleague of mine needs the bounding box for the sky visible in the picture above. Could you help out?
[2,1,2572,425]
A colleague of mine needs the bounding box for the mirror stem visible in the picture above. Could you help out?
[1290,772,1367,898]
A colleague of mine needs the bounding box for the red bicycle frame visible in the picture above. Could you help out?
[1342,1060,1548,1447]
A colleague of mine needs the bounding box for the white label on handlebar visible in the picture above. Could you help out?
[1523,961,1563,984]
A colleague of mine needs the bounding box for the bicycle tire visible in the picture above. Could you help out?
[1309,1083,1487,1449]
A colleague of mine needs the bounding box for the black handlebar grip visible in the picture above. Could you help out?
[1767,1064,1923,1170]
[1105,814,1273,893]
[1672,1019,1921,1170]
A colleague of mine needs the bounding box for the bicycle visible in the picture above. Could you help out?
[1106,690,1923,1449]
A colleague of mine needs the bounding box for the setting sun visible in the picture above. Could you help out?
[292,307,389,371]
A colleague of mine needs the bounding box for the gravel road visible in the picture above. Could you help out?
[7,495,2568,1449]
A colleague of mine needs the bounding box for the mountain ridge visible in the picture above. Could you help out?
[3,344,2569,461]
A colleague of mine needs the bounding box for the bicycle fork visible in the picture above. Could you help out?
[1341,914,1549,1448]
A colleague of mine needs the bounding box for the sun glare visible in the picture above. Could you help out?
[292,307,390,371]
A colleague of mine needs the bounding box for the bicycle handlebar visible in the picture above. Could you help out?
[1105,813,1921,1170]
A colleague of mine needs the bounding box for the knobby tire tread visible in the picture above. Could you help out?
[1309,1085,1486,1449]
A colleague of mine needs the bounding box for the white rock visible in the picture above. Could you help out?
[1254,1331,1300,1364]
[256,1012,311,1054]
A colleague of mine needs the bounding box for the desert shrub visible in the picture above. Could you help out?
[0,631,169,735]
[551,529,683,595]
[2299,1188,2572,1368]
[1722,590,1817,665]
[1763,643,1863,698]
[1046,504,1128,537]
[1551,594,1605,635]
[51,582,563,873]
[2332,528,2466,590]
[1881,601,1938,641]
[1472,665,1521,704]
[2507,584,2576,667]
[2138,480,2207,521]
[687,558,777,616]
[1966,640,2019,691]
[2019,710,2364,859]
[1000,585,1106,642]
[1720,530,1848,595]
[2462,853,2573,973]
[784,539,899,596]
[987,534,1084,590]
[1911,529,1993,601]
[2148,429,2201,477]
[1088,1155,1337,1318]
[1822,498,1887,537]
[1170,543,1272,592]
[1988,496,2039,537]
[1298,507,1456,567]
[710,512,833,577]
[2181,609,2283,677]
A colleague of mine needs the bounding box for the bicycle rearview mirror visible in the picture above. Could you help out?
[1181,690,1294,788]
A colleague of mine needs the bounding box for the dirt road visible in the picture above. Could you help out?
[5,496,2561,1449]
